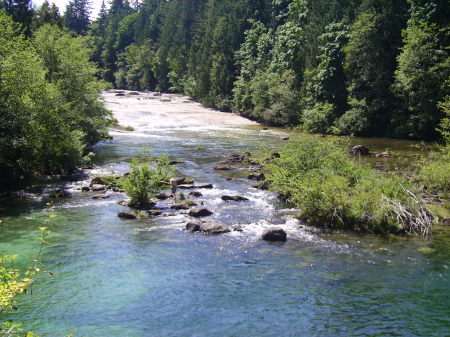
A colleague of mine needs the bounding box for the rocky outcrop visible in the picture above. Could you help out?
[189,208,213,217]
[262,227,287,242]
[221,195,249,202]
[349,145,370,156]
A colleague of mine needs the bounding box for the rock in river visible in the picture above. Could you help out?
[262,227,287,242]
[349,145,370,156]
[221,195,249,202]
[118,211,137,220]
[189,191,203,197]
[189,208,213,217]
[214,165,237,171]
[91,184,106,192]
[200,222,231,234]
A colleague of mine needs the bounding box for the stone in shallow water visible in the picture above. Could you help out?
[118,212,136,220]
[189,208,213,217]
[262,227,287,242]
[221,195,249,202]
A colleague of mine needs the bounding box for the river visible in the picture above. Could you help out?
[1,91,449,336]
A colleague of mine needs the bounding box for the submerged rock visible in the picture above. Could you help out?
[349,145,370,156]
[262,227,287,242]
[214,165,237,171]
[48,188,70,199]
[92,194,110,199]
[221,195,249,202]
[118,211,136,220]
[189,208,213,217]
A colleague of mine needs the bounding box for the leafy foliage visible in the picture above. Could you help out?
[0,14,111,185]
[122,156,174,209]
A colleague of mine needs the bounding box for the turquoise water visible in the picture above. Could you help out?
[1,124,449,336]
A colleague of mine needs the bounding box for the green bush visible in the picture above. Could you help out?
[265,135,432,234]
[122,157,174,209]
[419,146,450,197]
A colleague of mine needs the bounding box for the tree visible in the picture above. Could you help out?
[64,0,91,35]
[336,0,409,136]
[2,0,33,36]
[393,0,450,139]
[32,0,63,29]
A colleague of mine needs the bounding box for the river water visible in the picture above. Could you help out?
[1,92,449,336]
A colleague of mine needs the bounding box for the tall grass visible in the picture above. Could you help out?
[265,135,432,234]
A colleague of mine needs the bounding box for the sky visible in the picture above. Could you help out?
[32,0,103,19]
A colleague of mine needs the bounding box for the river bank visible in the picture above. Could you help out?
[0,90,449,336]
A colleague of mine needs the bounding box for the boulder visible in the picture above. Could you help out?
[214,165,237,171]
[189,191,203,197]
[248,172,265,181]
[189,208,213,217]
[115,93,126,96]
[200,222,231,234]
[233,226,244,232]
[262,227,287,242]
[442,218,450,226]
[118,212,136,220]
[375,151,393,158]
[221,195,249,202]
[225,153,249,163]
[271,152,281,159]
[186,222,201,232]
[148,209,162,216]
[253,181,270,190]
[91,184,105,192]
[170,204,189,210]
[128,91,140,95]
[196,184,213,189]
[349,145,370,156]
[81,186,90,192]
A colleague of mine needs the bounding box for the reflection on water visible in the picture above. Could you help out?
[0,92,448,336]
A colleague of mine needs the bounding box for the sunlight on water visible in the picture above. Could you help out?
[0,92,448,336]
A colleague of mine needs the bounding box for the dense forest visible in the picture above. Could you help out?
[0,0,449,184]
[80,0,448,140]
